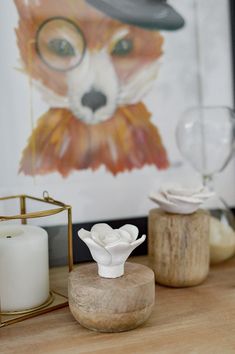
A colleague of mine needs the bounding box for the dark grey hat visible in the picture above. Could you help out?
[86,0,185,31]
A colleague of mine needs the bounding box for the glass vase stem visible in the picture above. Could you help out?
[202,175,214,192]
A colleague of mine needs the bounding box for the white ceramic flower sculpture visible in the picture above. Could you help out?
[149,184,213,214]
[78,223,146,278]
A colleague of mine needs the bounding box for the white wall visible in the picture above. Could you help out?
[0,0,234,225]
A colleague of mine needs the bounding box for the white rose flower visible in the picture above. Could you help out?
[78,223,146,278]
[149,184,213,214]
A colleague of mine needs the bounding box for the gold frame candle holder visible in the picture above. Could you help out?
[0,191,73,328]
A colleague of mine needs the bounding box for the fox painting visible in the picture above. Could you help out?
[14,0,184,177]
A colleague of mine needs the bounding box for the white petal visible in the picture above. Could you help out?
[91,223,113,236]
[118,229,133,243]
[120,224,139,241]
[78,228,91,240]
[167,187,198,196]
[105,242,133,265]
[106,235,146,265]
[91,231,104,246]
[166,185,203,196]
[130,235,146,249]
[82,237,111,266]
[166,194,202,204]
[104,239,129,248]
[194,191,214,200]
[102,231,120,246]
[149,192,174,206]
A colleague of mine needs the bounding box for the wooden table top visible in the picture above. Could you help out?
[1,256,235,354]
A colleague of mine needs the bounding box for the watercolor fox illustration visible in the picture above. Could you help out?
[14,0,184,177]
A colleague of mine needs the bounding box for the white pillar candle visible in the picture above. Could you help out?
[0,225,49,312]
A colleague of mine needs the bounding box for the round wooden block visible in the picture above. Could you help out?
[148,208,210,287]
[68,262,155,333]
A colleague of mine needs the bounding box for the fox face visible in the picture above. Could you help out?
[14,0,170,176]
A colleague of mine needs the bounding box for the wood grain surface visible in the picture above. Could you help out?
[1,256,235,354]
[148,209,210,287]
[68,262,155,332]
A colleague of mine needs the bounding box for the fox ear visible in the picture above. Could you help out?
[14,0,39,13]
[14,0,39,5]
[14,0,42,19]
[14,0,29,15]
[14,0,28,8]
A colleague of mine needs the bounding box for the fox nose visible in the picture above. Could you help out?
[81,89,107,112]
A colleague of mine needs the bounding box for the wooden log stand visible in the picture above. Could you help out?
[68,262,155,333]
[148,208,210,287]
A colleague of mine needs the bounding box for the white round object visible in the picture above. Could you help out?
[0,225,49,312]
[150,184,213,215]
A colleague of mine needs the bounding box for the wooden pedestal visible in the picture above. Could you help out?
[148,209,210,287]
[68,262,155,333]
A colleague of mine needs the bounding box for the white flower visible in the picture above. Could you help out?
[149,184,213,214]
[78,223,146,278]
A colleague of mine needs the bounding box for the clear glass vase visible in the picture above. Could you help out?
[176,106,235,264]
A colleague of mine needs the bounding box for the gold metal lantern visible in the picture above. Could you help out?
[0,191,73,328]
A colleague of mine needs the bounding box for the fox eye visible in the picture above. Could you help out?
[112,38,133,56]
[48,38,75,57]
[36,17,86,71]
